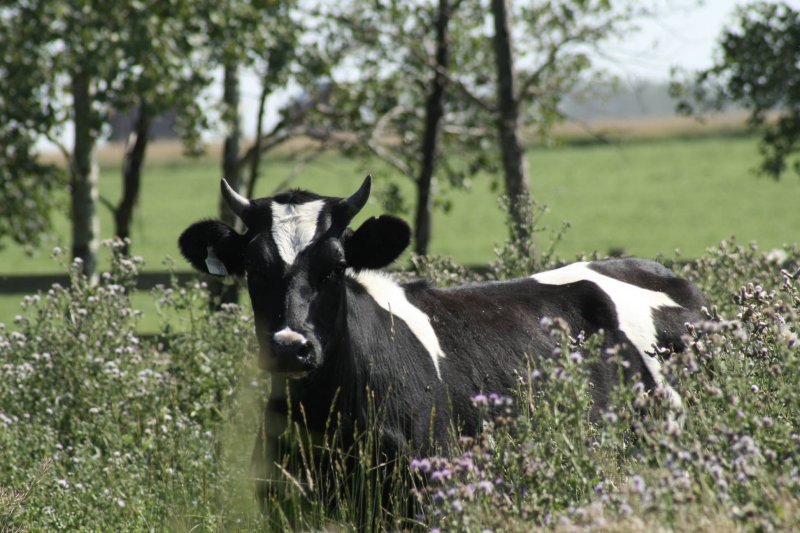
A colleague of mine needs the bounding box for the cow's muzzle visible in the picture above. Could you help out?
[267,329,315,375]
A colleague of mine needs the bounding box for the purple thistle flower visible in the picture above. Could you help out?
[472,393,489,407]
[478,480,494,494]
[410,458,432,473]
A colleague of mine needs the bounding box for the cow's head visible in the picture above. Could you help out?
[178,176,410,376]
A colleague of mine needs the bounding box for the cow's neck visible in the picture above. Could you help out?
[345,270,444,379]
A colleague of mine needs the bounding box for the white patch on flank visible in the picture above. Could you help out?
[271,200,325,265]
[273,328,308,345]
[531,262,684,410]
[350,270,445,380]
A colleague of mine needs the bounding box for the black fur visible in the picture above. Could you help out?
[344,215,411,270]
[178,220,246,276]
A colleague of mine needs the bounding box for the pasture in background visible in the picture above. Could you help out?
[2,129,800,329]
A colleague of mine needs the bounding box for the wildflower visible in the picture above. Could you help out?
[487,392,507,406]
[431,468,452,482]
[411,459,431,473]
[472,393,488,407]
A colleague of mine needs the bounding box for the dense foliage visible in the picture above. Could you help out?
[1,237,799,530]
[672,1,800,179]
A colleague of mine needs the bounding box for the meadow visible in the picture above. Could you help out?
[2,131,800,329]
[1,232,798,531]
[1,131,800,530]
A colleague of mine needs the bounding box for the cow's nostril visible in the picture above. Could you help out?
[295,341,312,360]
[271,336,311,358]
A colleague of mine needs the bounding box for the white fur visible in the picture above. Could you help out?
[532,262,684,410]
[350,270,444,379]
[271,200,325,265]
[273,328,308,345]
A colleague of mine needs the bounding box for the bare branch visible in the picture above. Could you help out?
[440,124,489,137]
[236,84,334,174]
[517,19,621,100]
[443,69,495,113]
[367,105,414,177]
[97,194,116,214]
[43,132,73,170]
[560,113,608,142]
[405,42,494,113]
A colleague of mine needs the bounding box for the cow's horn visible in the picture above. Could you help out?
[220,178,250,218]
[343,175,372,216]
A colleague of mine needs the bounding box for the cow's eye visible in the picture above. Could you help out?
[325,260,346,282]
[333,260,347,277]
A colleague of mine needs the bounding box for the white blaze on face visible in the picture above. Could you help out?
[271,200,326,265]
[350,270,445,380]
[531,262,684,410]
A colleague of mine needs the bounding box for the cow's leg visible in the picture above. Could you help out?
[251,399,289,508]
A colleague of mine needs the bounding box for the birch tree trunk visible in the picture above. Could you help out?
[219,62,243,229]
[70,71,100,281]
[212,60,242,305]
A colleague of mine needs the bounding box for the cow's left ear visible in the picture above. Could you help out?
[178,220,246,276]
[344,215,410,270]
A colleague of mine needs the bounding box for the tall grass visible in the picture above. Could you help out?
[1,234,799,530]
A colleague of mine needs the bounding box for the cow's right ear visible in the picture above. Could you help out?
[178,220,246,276]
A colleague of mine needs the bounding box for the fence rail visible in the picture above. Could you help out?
[0,272,200,294]
[0,265,500,295]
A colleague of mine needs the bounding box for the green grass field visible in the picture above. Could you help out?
[2,133,799,328]
[3,222,799,531]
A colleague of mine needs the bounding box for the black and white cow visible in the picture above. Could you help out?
[179,176,705,469]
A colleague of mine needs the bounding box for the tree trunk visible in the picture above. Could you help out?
[490,0,531,239]
[414,0,451,256]
[70,71,100,282]
[212,60,242,305]
[246,79,270,200]
[115,104,151,255]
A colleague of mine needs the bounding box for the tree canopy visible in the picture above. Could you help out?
[672,1,800,179]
